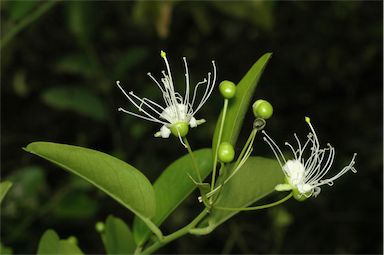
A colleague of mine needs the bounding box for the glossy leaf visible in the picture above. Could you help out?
[133,149,213,245]
[212,53,272,156]
[37,229,83,255]
[41,86,107,121]
[0,181,12,204]
[209,156,284,227]
[25,142,156,220]
[103,215,136,254]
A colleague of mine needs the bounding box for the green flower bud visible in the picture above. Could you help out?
[218,142,235,163]
[170,122,189,137]
[252,99,273,119]
[95,221,105,233]
[67,236,78,245]
[219,80,236,99]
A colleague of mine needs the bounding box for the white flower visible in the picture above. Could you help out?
[117,50,216,146]
[263,117,357,199]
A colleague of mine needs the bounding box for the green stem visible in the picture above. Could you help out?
[213,193,292,211]
[189,221,215,235]
[1,0,58,49]
[211,99,229,192]
[141,209,208,255]
[183,137,202,182]
[233,128,257,169]
[140,217,163,241]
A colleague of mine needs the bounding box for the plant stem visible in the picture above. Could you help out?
[183,137,202,182]
[213,193,292,211]
[140,217,164,241]
[141,209,208,255]
[1,0,58,49]
[211,99,229,192]
[233,128,257,169]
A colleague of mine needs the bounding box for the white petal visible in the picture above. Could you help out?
[189,117,197,128]
[154,125,171,138]
[189,117,206,128]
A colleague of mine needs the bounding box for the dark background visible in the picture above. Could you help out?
[1,1,382,254]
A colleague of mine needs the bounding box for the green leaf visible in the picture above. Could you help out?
[132,149,213,245]
[37,229,60,254]
[211,2,275,31]
[41,86,107,121]
[24,142,156,220]
[65,1,95,43]
[208,156,284,227]
[0,181,13,204]
[55,54,94,77]
[37,229,84,255]
[212,53,272,156]
[8,0,39,21]
[0,242,13,255]
[103,215,136,254]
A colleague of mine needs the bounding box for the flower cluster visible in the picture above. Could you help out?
[117,51,216,146]
[263,117,357,199]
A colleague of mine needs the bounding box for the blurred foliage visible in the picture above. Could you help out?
[1,1,382,254]
[37,229,84,254]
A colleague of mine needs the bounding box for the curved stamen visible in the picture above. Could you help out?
[117,81,163,123]
[191,79,208,108]
[118,108,167,124]
[262,130,287,168]
[183,57,190,106]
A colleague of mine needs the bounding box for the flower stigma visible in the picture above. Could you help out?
[263,116,357,200]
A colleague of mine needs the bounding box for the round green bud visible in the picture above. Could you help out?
[292,189,309,202]
[252,99,273,119]
[170,122,189,137]
[95,222,105,233]
[67,236,78,245]
[218,142,235,163]
[219,80,236,99]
